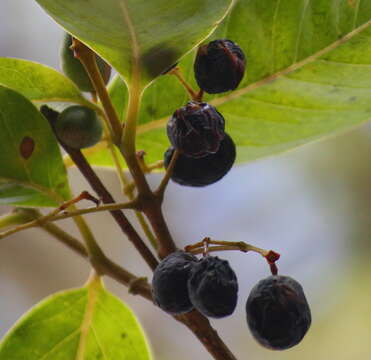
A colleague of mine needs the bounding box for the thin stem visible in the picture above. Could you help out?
[100,257,152,300]
[38,220,152,300]
[186,239,272,257]
[186,238,281,275]
[53,200,138,220]
[169,67,199,101]
[59,145,159,271]
[146,160,164,172]
[135,211,158,250]
[91,91,98,103]
[143,203,177,258]
[176,311,238,360]
[195,89,204,102]
[41,221,87,257]
[63,141,108,168]
[0,200,138,241]
[119,90,152,196]
[116,78,176,256]
[106,131,131,193]
[105,132,158,250]
[155,149,179,200]
[72,39,122,144]
[69,205,106,273]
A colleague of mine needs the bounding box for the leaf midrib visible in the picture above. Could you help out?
[75,277,101,360]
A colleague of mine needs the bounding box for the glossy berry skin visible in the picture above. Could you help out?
[152,251,198,315]
[61,33,111,92]
[188,256,238,318]
[167,101,225,158]
[164,133,236,187]
[246,275,311,350]
[194,39,245,94]
[55,106,103,149]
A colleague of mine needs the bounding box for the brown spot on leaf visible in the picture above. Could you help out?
[20,136,35,160]
[141,45,179,78]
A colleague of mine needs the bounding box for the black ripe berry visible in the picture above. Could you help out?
[188,256,238,318]
[164,132,236,187]
[55,105,103,149]
[152,251,197,315]
[194,39,245,94]
[246,275,311,350]
[167,101,225,158]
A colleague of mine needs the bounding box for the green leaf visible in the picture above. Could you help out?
[34,0,233,86]
[0,277,152,360]
[0,58,90,106]
[87,0,371,168]
[0,85,71,207]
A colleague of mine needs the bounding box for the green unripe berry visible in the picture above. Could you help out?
[55,106,103,149]
[60,33,111,92]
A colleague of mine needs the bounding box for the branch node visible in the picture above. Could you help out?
[128,277,150,295]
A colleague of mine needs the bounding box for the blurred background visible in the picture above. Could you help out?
[0,1,371,359]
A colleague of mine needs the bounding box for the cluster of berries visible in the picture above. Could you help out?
[165,40,246,187]
[46,34,312,351]
[152,251,311,350]
[152,252,238,318]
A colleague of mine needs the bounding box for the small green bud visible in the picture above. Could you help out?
[55,105,103,149]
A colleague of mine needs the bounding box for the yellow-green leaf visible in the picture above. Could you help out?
[0,277,152,360]
[0,58,90,106]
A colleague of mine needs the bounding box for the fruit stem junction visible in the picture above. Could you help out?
[185,238,280,275]
[169,66,201,101]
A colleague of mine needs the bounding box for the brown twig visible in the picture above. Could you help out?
[176,311,238,360]
[169,67,199,101]
[60,145,159,271]
[40,220,152,299]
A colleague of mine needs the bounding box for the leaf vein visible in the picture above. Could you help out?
[38,328,80,360]
[91,325,109,360]
[293,0,311,63]
[270,0,282,73]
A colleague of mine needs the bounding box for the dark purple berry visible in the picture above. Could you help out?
[246,275,311,350]
[167,101,225,158]
[188,256,238,318]
[194,39,245,94]
[152,251,198,315]
[55,105,103,149]
[164,133,236,187]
